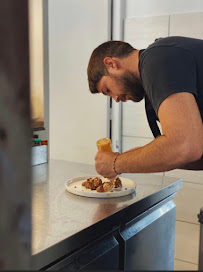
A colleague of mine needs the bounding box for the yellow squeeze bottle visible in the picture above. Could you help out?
[96,138,113,152]
[96,138,116,180]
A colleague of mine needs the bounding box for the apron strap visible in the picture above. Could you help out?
[145,96,161,138]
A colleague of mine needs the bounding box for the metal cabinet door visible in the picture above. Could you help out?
[48,234,119,271]
[120,200,176,270]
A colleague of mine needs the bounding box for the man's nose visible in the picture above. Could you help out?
[112,95,120,102]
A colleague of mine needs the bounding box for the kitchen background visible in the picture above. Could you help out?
[30,0,203,270]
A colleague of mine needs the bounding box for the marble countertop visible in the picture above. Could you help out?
[32,159,182,269]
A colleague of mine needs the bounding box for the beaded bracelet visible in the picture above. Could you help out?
[112,153,121,175]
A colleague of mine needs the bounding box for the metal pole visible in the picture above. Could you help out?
[198,207,203,271]
[111,0,126,153]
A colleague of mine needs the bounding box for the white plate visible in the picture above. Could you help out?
[65,175,136,198]
[32,117,40,122]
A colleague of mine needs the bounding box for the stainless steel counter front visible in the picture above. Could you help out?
[32,159,182,269]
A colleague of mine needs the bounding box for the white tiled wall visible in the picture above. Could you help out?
[122,135,152,151]
[124,15,170,50]
[175,221,199,263]
[174,259,198,271]
[165,169,203,185]
[169,12,203,37]
[122,100,153,138]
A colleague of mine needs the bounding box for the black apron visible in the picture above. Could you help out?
[145,95,161,138]
[140,45,162,139]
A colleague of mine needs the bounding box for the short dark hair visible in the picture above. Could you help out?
[87,41,135,93]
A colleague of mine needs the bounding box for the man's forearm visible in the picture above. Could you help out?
[115,135,200,173]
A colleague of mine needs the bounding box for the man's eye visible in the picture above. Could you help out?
[102,89,111,96]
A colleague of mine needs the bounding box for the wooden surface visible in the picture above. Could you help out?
[0,1,31,269]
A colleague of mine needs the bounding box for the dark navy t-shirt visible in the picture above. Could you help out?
[139,36,203,121]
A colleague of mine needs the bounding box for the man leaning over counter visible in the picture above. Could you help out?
[87,37,203,178]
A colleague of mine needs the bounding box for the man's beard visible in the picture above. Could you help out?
[110,71,145,102]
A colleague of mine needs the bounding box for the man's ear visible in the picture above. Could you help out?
[103,57,119,71]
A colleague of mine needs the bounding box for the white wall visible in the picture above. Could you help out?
[126,0,203,18]
[49,0,110,164]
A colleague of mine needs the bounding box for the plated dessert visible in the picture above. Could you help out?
[82,177,122,193]
[65,175,136,198]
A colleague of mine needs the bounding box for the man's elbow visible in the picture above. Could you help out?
[180,141,203,164]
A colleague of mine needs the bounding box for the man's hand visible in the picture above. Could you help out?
[95,151,118,178]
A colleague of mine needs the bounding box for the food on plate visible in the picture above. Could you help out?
[96,181,114,192]
[102,181,114,192]
[82,177,122,193]
[112,177,122,188]
[82,177,102,190]
[96,185,105,192]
